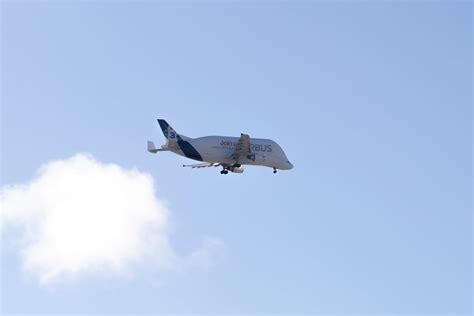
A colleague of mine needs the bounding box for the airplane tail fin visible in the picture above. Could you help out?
[157,119,180,141]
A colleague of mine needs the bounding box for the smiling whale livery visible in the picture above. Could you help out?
[147,119,293,174]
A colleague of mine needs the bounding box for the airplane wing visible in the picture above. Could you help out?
[231,133,255,163]
[183,162,221,168]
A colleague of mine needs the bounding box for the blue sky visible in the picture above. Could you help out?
[1,1,471,314]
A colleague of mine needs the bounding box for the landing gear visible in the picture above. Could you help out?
[273,168,277,174]
[220,169,228,175]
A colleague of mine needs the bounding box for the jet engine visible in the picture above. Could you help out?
[230,165,244,173]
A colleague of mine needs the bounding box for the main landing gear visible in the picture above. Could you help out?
[273,168,277,174]
[220,165,229,175]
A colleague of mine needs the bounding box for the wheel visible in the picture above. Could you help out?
[223,170,229,174]
[220,170,225,174]
[273,168,277,174]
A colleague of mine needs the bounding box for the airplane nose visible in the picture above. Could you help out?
[287,161,294,169]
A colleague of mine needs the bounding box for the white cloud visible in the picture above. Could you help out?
[0,153,224,285]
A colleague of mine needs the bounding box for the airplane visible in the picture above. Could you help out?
[147,119,293,174]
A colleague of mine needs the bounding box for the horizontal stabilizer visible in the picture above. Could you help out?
[147,141,167,153]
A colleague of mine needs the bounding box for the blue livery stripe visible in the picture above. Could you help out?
[157,119,170,138]
[177,136,203,161]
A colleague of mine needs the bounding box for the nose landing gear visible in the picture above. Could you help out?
[273,168,277,174]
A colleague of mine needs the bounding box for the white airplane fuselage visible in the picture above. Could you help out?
[169,135,293,170]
